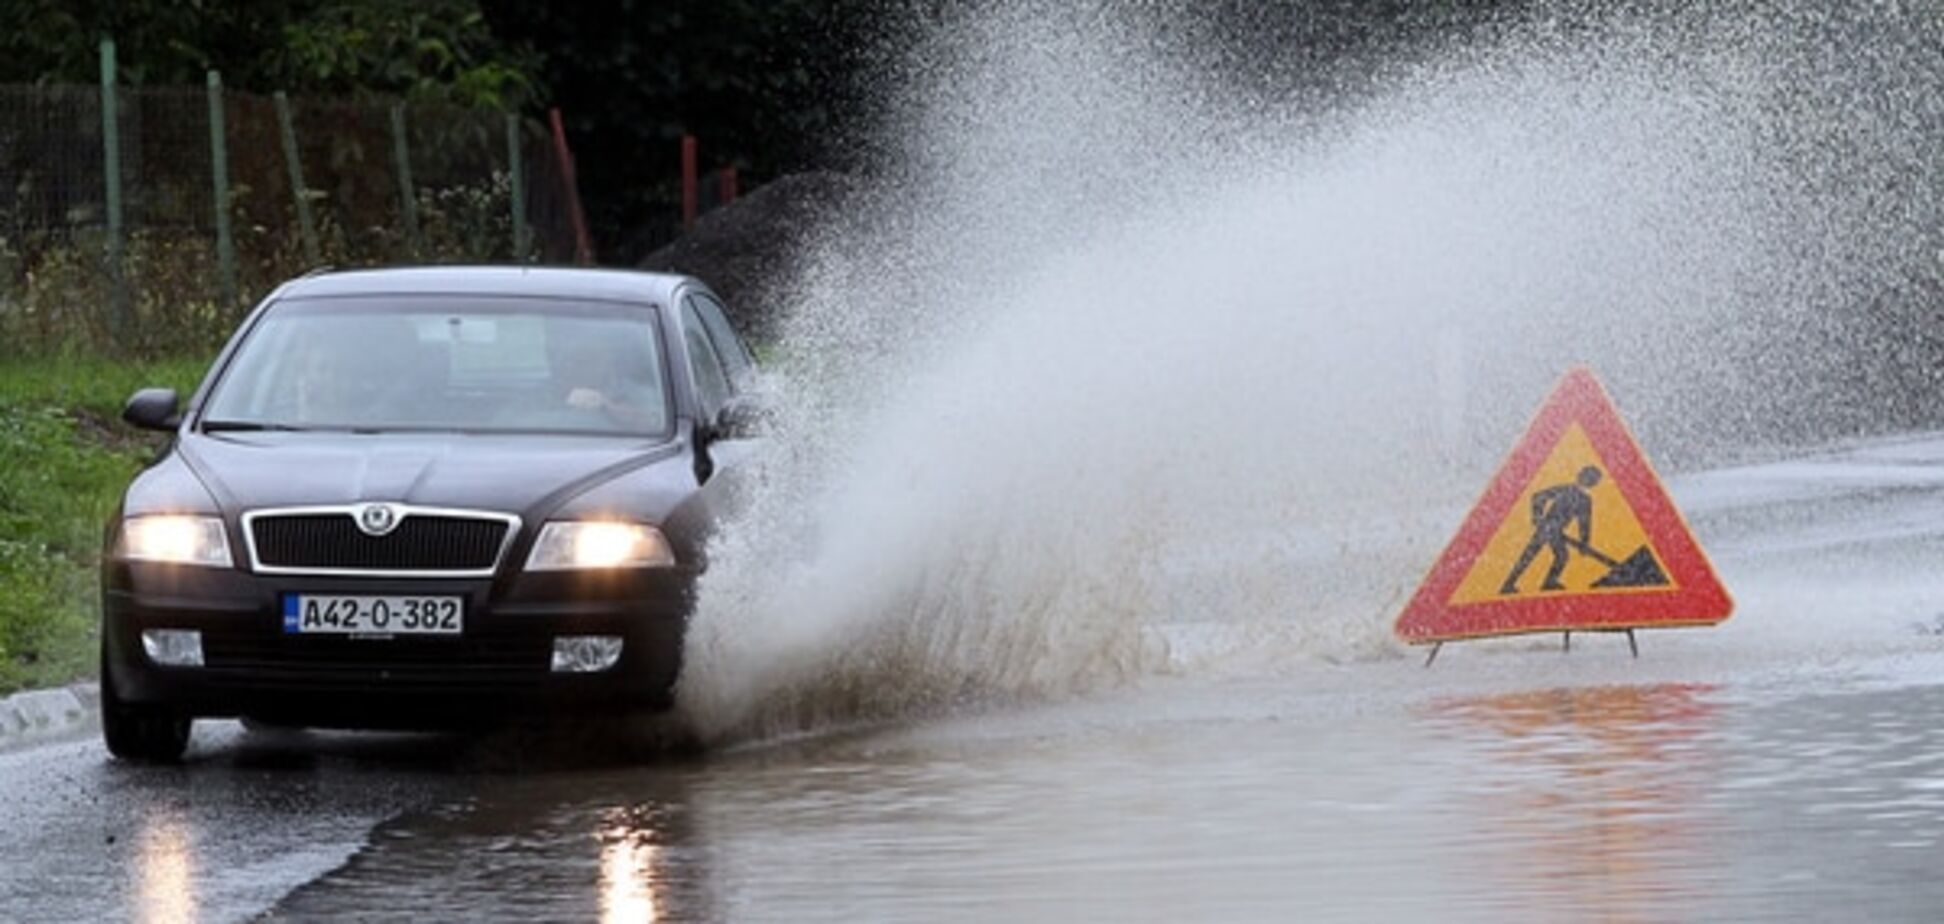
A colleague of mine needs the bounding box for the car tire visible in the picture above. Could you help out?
[100,650,191,763]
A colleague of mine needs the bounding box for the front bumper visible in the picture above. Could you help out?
[102,560,694,729]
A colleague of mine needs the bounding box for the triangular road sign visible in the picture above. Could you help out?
[1395,367,1732,643]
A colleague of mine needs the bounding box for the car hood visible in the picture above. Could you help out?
[177,431,682,520]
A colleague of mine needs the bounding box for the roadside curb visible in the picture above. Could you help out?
[0,683,99,752]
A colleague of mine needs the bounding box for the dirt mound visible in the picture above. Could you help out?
[638,171,861,341]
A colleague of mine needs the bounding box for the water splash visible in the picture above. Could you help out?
[676,1,1941,743]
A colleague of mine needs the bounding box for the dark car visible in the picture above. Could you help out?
[100,267,765,761]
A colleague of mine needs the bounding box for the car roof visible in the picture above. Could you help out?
[273,266,695,305]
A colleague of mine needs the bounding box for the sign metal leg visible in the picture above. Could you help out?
[1424,642,1443,668]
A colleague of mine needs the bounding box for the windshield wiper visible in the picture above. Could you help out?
[199,420,311,433]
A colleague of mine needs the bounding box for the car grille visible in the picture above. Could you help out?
[250,513,511,573]
[201,632,550,690]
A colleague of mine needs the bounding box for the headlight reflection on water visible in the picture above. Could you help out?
[598,813,666,924]
[134,809,197,924]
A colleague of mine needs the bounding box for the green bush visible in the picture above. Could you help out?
[0,354,207,694]
[0,540,90,693]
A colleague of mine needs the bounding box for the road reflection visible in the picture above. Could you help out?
[261,756,715,920]
[1426,683,1724,922]
[133,806,198,924]
[599,805,670,923]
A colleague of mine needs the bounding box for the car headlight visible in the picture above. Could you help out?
[117,515,233,567]
[525,521,675,570]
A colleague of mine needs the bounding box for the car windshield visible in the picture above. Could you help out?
[201,296,671,436]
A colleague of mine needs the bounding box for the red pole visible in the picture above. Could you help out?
[548,108,594,265]
[718,166,738,205]
[680,135,698,230]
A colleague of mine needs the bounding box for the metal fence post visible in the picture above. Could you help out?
[273,91,322,267]
[388,103,421,259]
[206,71,238,316]
[506,114,528,262]
[99,38,130,336]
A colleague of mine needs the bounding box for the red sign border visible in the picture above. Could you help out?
[1394,366,1733,643]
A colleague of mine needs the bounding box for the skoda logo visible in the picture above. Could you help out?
[356,503,401,537]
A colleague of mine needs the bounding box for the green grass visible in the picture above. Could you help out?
[0,354,209,694]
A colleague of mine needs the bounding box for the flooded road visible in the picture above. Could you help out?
[253,656,1944,922]
[6,433,1944,921]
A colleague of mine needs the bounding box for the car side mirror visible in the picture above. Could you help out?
[713,394,773,440]
[122,387,181,432]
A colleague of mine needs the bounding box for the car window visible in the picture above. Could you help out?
[681,300,732,420]
[201,296,671,436]
[686,292,754,385]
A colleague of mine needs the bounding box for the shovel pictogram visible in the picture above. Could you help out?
[1564,537,1670,589]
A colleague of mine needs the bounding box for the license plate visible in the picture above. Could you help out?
[282,594,464,636]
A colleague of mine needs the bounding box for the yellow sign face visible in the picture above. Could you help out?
[1447,423,1675,605]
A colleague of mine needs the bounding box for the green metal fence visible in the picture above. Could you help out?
[0,42,581,357]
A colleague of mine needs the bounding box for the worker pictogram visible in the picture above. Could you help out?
[1396,367,1731,657]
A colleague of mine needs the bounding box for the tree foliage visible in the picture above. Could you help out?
[271,0,538,107]
[0,0,540,108]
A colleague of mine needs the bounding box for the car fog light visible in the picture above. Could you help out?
[551,635,624,673]
[141,629,204,667]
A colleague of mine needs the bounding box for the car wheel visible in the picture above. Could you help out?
[100,650,191,763]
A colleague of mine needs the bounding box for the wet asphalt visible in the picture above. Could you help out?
[8,651,1944,923]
